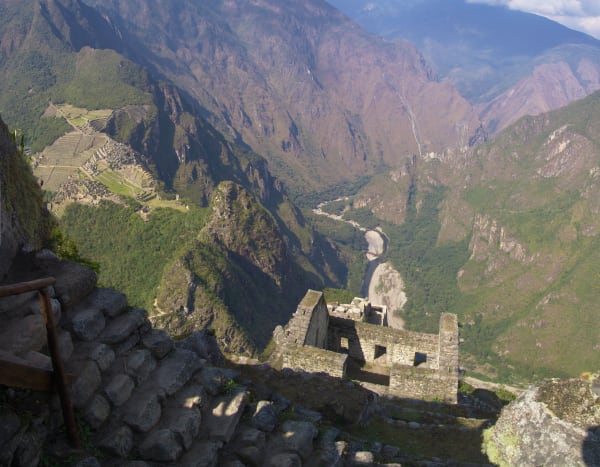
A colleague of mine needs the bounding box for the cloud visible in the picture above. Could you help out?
[467,0,600,38]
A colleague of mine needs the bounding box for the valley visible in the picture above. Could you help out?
[0,0,599,388]
[313,198,407,329]
[2,0,600,464]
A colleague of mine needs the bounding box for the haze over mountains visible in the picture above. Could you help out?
[329,0,600,132]
[1,0,600,381]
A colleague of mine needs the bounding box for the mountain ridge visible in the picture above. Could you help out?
[83,0,481,193]
[328,0,600,133]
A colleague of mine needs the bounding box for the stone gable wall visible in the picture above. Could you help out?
[282,289,328,347]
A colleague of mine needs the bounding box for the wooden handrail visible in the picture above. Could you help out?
[0,277,80,448]
[0,277,56,297]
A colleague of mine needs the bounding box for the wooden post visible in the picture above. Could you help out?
[38,286,80,448]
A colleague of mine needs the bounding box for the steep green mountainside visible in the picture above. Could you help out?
[60,181,322,353]
[439,92,600,381]
[0,0,131,151]
[329,0,600,133]
[0,117,52,278]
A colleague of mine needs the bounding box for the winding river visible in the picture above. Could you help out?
[313,200,407,329]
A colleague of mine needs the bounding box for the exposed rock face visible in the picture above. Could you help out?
[483,378,600,466]
[480,59,600,133]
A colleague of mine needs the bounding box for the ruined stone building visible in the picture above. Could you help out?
[273,290,459,403]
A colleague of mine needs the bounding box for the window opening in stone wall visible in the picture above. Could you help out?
[414,352,427,366]
[340,337,349,352]
[374,344,387,360]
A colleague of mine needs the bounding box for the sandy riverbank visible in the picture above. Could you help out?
[365,230,385,260]
[367,261,406,329]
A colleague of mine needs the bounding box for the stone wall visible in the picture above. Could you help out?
[328,317,439,368]
[437,313,459,374]
[389,365,457,403]
[277,291,460,404]
[282,290,329,348]
[281,343,347,378]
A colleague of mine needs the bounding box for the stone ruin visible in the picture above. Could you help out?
[274,290,460,403]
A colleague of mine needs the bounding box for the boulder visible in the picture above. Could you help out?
[104,374,135,407]
[140,429,183,463]
[122,392,161,433]
[126,349,157,384]
[70,307,106,341]
[142,329,173,359]
[98,425,133,458]
[483,378,600,466]
[205,389,247,443]
[252,400,277,432]
[267,420,319,461]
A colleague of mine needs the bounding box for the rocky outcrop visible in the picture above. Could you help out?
[151,180,329,355]
[483,377,600,466]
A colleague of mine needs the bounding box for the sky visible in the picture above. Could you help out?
[468,0,600,39]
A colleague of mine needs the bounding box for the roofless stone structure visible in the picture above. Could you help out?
[274,290,459,403]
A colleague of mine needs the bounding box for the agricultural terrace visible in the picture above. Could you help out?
[34,103,187,213]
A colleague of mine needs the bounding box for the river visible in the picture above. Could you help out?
[313,200,407,329]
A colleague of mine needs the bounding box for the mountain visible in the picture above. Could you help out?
[3,0,600,380]
[328,0,600,132]
[0,0,350,355]
[436,91,600,380]
[333,90,600,383]
[82,0,481,193]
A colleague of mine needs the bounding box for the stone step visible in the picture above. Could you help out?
[108,348,202,437]
[202,388,248,443]
[100,308,148,346]
[230,426,266,466]
[138,405,202,463]
[0,290,38,321]
[69,359,102,409]
[141,329,173,359]
[0,314,46,354]
[265,420,319,463]
[83,288,128,319]
[68,306,106,342]
[34,256,97,309]
[142,348,202,399]
[178,440,222,467]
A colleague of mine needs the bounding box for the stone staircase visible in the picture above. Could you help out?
[0,251,361,466]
